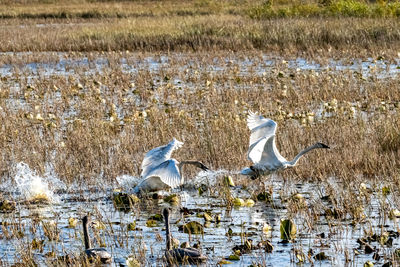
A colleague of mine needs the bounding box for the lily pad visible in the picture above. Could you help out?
[0,200,16,212]
[233,198,244,207]
[127,222,136,231]
[179,221,204,235]
[280,219,296,241]
[245,199,255,207]
[224,176,235,187]
[146,220,157,227]
[227,254,240,261]
[112,192,139,211]
[164,194,179,205]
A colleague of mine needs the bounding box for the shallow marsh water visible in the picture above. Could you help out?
[1,166,399,266]
[1,52,400,266]
[1,52,399,81]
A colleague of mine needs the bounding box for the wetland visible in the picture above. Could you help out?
[1,1,400,266]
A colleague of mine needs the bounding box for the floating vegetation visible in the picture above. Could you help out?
[0,199,16,212]
[67,217,78,228]
[145,220,158,227]
[280,219,296,242]
[223,176,235,187]
[233,198,245,207]
[244,199,255,207]
[112,191,139,211]
[227,254,240,261]
[164,194,180,205]
[179,221,204,235]
[127,222,136,231]
[126,256,140,267]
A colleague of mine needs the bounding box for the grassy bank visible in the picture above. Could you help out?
[1,17,400,55]
[0,1,400,53]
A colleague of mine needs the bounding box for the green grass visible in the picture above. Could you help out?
[248,0,400,19]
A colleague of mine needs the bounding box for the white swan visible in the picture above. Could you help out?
[240,111,329,179]
[132,138,209,194]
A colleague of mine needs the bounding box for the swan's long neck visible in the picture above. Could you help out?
[178,161,205,175]
[163,209,172,251]
[82,216,91,250]
[286,143,321,167]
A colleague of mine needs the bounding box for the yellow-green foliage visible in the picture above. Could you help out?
[249,0,400,19]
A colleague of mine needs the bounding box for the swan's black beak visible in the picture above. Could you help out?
[199,163,209,171]
[318,142,330,149]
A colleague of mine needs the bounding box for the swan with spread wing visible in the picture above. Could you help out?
[132,138,209,194]
[241,111,329,179]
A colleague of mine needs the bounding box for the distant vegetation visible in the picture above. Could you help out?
[249,0,400,19]
[1,0,400,19]
[0,0,400,53]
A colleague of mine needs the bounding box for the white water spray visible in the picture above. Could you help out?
[193,169,231,187]
[13,162,64,203]
[116,174,140,191]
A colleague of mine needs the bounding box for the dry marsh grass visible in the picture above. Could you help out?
[0,1,400,54]
[2,2,400,266]
[0,52,399,186]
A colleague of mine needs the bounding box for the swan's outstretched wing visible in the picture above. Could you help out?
[260,137,287,170]
[247,111,277,146]
[138,159,183,191]
[247,111,286,169]
[140,138,183,178]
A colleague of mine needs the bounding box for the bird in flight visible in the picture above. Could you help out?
[132,138,209,194]
[241,111,329,179]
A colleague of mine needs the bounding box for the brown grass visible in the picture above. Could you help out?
[1,51,399,186]
[0,1,400,54]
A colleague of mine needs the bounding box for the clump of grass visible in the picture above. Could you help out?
[0,51,399,185]
[1,1,400,53]
[248,0,400,19]
[378,115,400,153]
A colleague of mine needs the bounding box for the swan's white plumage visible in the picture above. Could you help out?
[140,138,183,178]
[246,111,286,169]
[242,111,330,178]
[133,139,208,194]
[137,159,182,191]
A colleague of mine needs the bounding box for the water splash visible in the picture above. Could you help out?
[116,174,140,191]
[193,169,231,187]
[13,162,64,203]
